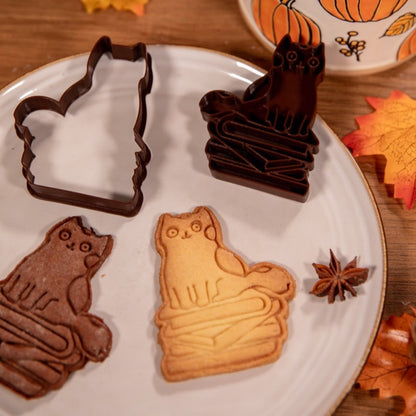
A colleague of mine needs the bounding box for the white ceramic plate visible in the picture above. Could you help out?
[0,45,385,415]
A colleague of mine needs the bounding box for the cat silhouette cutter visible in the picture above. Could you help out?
[155,206,296,381]
[13,36,153,217]
[200,35,325,202]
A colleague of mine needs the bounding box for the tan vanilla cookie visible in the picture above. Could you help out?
[154,206,296,381]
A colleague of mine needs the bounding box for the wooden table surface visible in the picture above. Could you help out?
[0,1,415,414]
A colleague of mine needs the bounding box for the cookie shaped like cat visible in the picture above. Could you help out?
[155,206,296,381]
[156,206,294,310]
[0,217,113,398]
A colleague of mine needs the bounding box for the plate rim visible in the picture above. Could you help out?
[315,117,387,415]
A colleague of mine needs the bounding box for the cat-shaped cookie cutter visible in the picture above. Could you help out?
[201,91,317,201]
[200,35,324,202]
[13,36,153,217]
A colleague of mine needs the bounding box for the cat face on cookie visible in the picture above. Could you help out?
[45,216,112,273]
[157,206,218,249]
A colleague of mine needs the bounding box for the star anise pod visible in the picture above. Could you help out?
[310,250,369,303]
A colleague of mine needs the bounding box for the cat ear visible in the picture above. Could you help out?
[313,42,324,57]
[276,34,292,53]
[67,217,83,227]
[85,234,112,271]
[192,206,206,215]
[204,226,216,241]
[155,213,173,251]
[50,216,80,232]
[198,207,224,244]
[156,214,167,236]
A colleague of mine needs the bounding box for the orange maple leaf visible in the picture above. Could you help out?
[342,90,416,209]
[81,0,148,16]
[357,309,416,415]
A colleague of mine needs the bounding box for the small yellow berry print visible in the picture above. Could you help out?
[335,31,366,61]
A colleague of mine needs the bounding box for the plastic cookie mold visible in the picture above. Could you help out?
[13,36,153,216]
[200,35,324,202]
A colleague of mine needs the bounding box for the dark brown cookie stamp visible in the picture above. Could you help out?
[200,35,325,202]
[0,217,113,398]
[13,36,153,217]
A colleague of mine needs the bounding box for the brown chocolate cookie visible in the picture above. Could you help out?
[0,216,113,398]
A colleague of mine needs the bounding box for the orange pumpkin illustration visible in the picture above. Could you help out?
[397,28,416,61]
[318,0,408,22]
[252,0,321,46]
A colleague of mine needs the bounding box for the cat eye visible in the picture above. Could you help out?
[286,51,298,62]
[191,221,202,232]
[59,229,71,241]
[80,242,92,252]
[307,57,319,68]
[167,227,179,238]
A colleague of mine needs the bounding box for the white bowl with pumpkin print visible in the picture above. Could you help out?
[239,0,416,75]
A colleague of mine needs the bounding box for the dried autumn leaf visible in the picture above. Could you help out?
[357,309,416,416]
[383,12,416,37]
[342,90,416,209]
[81,0,149,16]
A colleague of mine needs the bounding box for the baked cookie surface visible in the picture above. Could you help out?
[154,206,295,381]
[0,216,113,398]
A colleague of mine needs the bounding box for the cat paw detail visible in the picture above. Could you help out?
[0,217,113,398]
[154,206,296,381]
[13,36,153,217]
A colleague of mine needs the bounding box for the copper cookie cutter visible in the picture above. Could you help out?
[13,36,153,217]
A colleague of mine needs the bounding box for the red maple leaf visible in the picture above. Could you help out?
[342,90,416,209]
[357,309,416,415]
